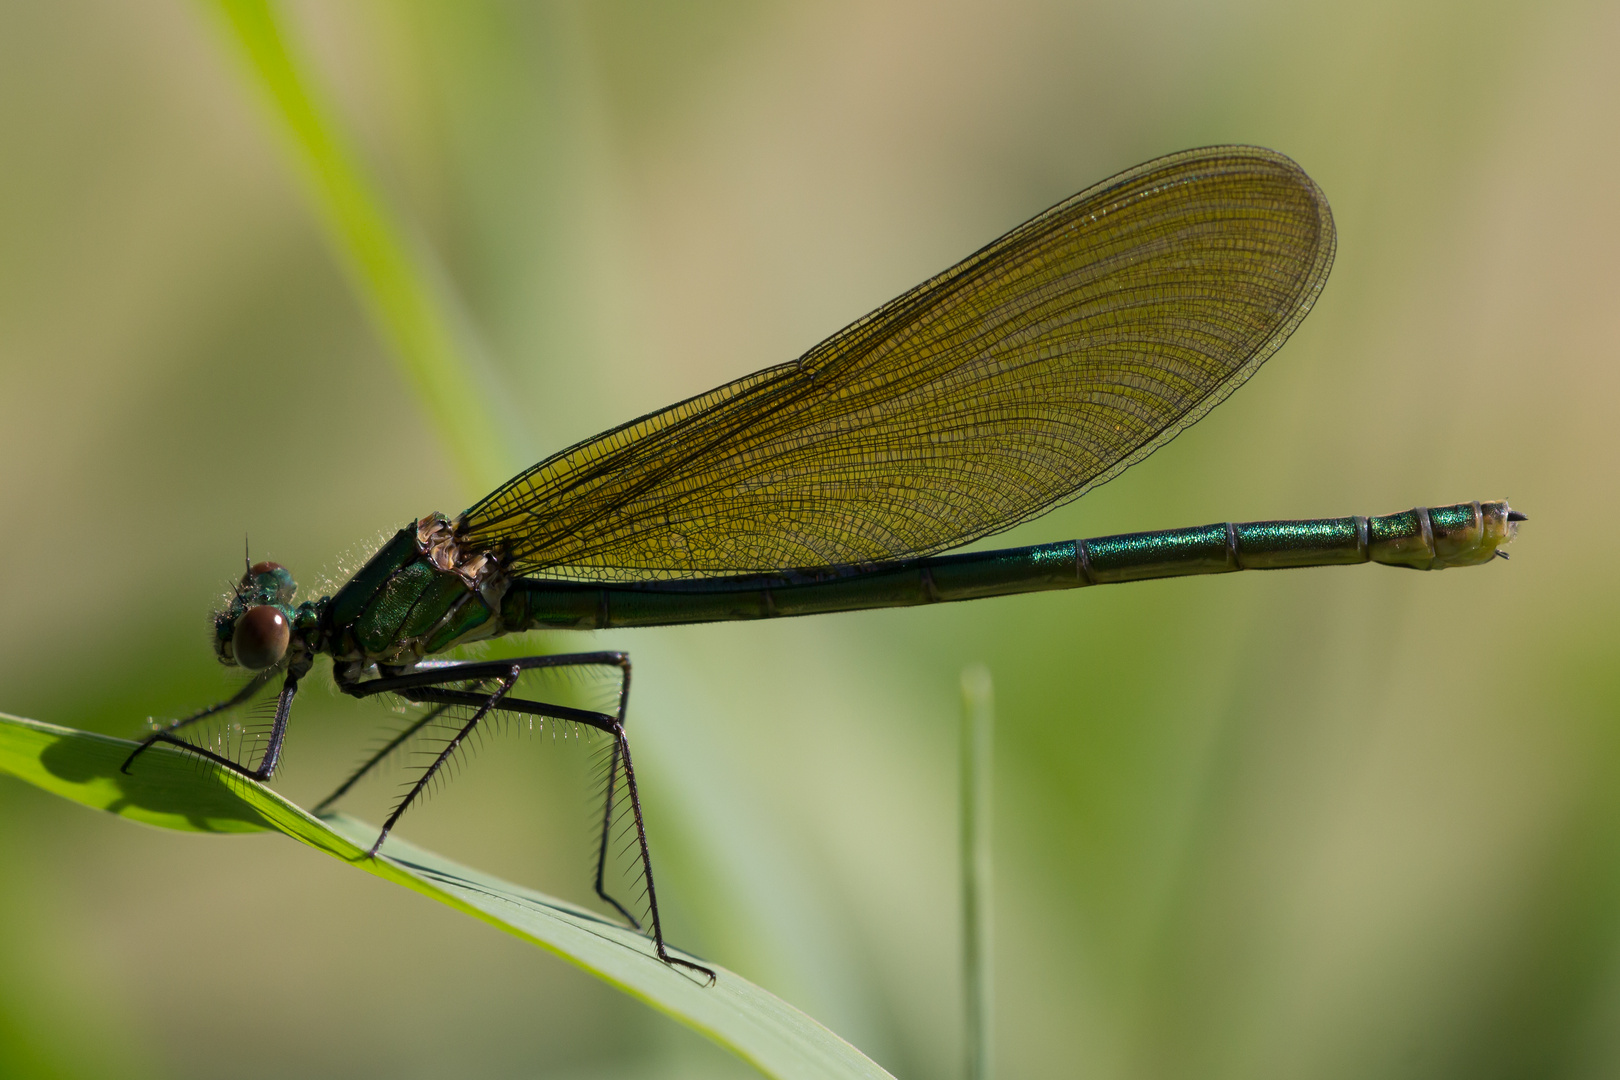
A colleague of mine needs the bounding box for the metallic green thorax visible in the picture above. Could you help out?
[279,499,1515,668]
[323,515,506,669]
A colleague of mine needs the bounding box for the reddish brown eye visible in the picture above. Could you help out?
[233,605,290,670]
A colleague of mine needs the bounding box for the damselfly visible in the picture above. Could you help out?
[122,146,1523,983]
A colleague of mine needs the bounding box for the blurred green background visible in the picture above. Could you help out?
[1,1,1615,1077]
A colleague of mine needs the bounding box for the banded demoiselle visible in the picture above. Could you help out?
[122,146,1523,982]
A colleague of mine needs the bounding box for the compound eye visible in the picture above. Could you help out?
[233,605,290,670]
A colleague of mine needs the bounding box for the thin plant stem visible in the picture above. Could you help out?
[960,664,994,1080]
[202,0,513,493]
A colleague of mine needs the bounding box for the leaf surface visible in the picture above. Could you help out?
[0,712,892,1080]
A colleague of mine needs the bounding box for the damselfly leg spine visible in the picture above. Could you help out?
[335,650,717,983]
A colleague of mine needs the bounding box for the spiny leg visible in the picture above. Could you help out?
[365,667,520,857]
[119,668,278,774]
[372,657,643,932]
[313,700,457,815]
[121,668,302,782]
[342,652,715,982]
[370,680,641,924]
[573,654,714,980]
[593,736,640,929]
[338,651,633,703]
[573,651,641,929]
[608,720,715,984]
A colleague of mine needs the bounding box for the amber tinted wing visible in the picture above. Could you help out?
[458,146,1335,581]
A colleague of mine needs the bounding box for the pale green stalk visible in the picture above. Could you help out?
[203,0,511,493]
[960,665,994,1080]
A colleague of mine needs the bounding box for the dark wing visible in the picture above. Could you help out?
[458,145,1336,581]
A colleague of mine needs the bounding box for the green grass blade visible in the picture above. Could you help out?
[0,713,893,1080]
[959,666,994,1080]
[201,0,511,492]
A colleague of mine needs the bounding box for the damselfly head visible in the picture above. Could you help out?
[212,561,299,667]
